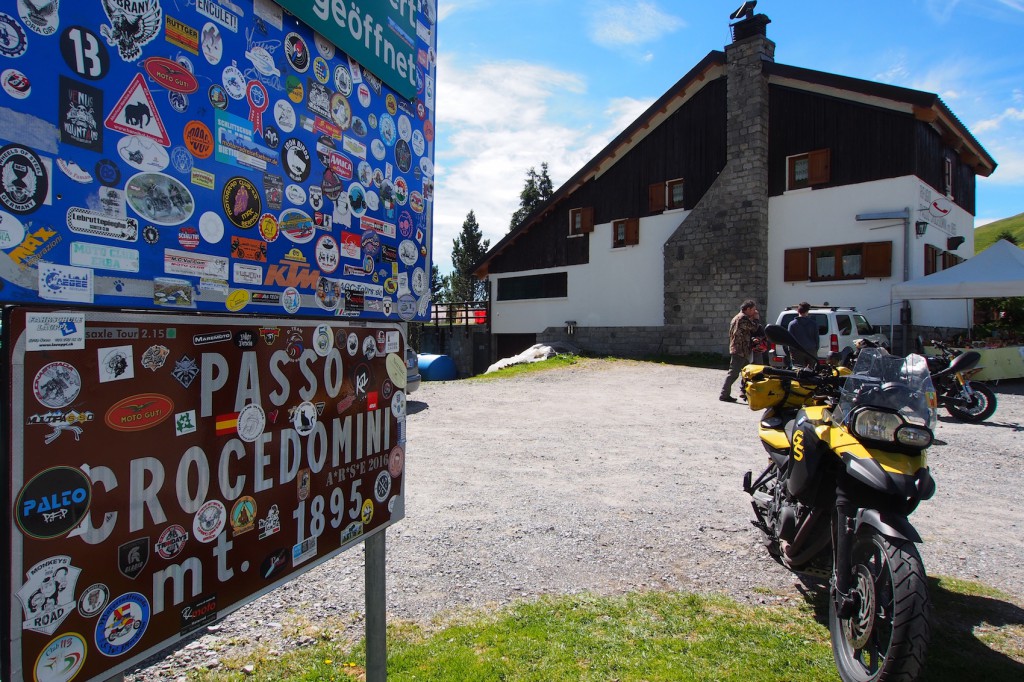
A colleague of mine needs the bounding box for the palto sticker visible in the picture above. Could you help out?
[15,465,92,540]
[17,555,81,636]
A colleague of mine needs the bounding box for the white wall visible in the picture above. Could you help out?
[767,176,974,332]
[489,209,687,335]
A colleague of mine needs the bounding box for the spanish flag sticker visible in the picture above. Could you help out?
[216,412,239,436]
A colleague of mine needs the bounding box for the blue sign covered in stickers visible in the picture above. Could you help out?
[0,0,436,321]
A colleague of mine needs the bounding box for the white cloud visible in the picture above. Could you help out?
[979,140,1024,184]
[586,1,685,49]
[973,107,1024,133]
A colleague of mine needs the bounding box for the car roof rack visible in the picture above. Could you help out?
[782,305,856,312]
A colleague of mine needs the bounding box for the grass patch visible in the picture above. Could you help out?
[190,580,1024,681]
[467,354,583,380]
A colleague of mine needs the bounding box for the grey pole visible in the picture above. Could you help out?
[365,530,387,681]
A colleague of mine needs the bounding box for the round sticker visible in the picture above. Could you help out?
[314,32,336,59]
[95,159,121,187]
[412,266,428,295]
[168,90,189,113]
[183,120,214,159]
[358,160,373,187]
[281,139,311,183]
[0,145,48,215]
[171,146,193,174]
[322,169,343,200]
[357,83,371,107]
[33,362,81,409]
[0,13,27,58]
[391,390,407,418]
[155,524,188,560]
[398,239,419,267]
[263,124,280,149]
[346,333,359,355]
[78,583,110,618]
[208,83,228,110]
[370,139,386,161]
[394,177,409,205]
[348,183,368,218]
[237,403,266,443]
[379,114,397,146]
[398,114,412,142]
[279,207,314,243]
[178,226,199,249]
[388,445,405,478]
[285,74,304,103]
[1,68,30,98]
[0,210,26,249]
[285,33,310,72]
[313,56,330,83]
[35,633,88,682]
[330,92,351,130]
[282,286,301,314]
[386,352,407,388]
[199,211,224,243]
[61,26,109,80]
[292,401,318,436]
[194,500,227,543]
[231,496,257,534]
[125,172,194,226]
[118,135,169,172]
[274,99,296,132]
[351,116,367,137]
[334,65,352,95]
[16,465,91,539]
[259,213,279,242]
[412,129,425,156]
[201,22,222,64]
[95,593,149,657]
[316,235,339,273]
[222,176,262,229]
[374,470,392,502]
[395,139,413,172]
[313,324,333,357]
[222,63,246,99]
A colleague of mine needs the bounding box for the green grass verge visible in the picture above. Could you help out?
[467,352,730,382]
[189,579,1023,681]
[975,213,1024,252]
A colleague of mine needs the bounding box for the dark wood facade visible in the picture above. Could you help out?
[486,78,729,275]
[768,85,976,213]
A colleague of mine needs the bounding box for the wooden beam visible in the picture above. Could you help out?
[913,105,938,122]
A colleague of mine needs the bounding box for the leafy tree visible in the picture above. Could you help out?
[450,210,490,301]
[509,162,554,231]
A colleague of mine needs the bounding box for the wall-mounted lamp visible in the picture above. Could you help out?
[914,221,928,237]
[565,320,577,335]
[947,236,966,251]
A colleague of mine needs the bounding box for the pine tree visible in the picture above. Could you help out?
[430,264,449,303]
[509,162,554,231]
[450,210,490,301]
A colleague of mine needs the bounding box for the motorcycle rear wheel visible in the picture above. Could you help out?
[945,381,997,423]
[829,532,930,682]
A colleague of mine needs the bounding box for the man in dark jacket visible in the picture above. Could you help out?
[720,300,760,402]
[787,302,819,368]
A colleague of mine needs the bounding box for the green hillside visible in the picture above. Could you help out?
[975,212,1024,253]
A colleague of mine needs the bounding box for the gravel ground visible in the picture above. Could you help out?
[129,359,1024,679]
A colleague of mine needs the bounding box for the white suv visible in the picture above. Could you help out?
[769,306,889,366]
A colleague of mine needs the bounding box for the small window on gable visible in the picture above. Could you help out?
[666,179,685,209]
[786,148,831,190]
[648,179,686,212]
[612,218,639,248]
[568,207,594,236]
[943,155,954,198]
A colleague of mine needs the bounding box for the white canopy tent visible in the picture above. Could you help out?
[891,239,1024,300]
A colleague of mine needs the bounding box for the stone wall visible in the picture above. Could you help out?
[661,22,775,354]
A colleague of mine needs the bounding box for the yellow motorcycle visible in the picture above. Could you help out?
[742,325,937,682]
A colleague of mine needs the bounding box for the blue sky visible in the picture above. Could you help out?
[430,0,1024,273]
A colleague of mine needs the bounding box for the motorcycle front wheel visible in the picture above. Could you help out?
[945,381,997,423]
[829,531,931,682]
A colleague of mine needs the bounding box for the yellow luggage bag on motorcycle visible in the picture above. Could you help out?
[741,364,814,410]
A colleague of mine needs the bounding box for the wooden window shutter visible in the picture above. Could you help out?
[863,241,892,278]
[807,148,831,185]
[784,248,809,282]
[625,218,640,245]
[942,250,956,270]
[648,182,666,212]
[580,206,594,233]
[924,244,939,275]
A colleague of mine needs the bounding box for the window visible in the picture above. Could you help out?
[568,207,594,236]
[926,243,964,275]
[784,241,892,282]
[496,272,568,301]
[943,155,954,198]
[612,218,639,248]
[786,148,831,190]
[647,179,685,212]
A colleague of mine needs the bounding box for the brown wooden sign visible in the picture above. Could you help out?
[3,307,407,682]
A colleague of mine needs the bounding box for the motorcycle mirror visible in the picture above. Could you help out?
[764,324,817,360]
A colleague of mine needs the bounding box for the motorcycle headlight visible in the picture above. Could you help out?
[851,409,901,442]
[850,408,933,449]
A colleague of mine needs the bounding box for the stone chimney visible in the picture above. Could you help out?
[662,12,775,353]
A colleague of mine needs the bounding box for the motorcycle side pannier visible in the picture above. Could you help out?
[742,365,813,410]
